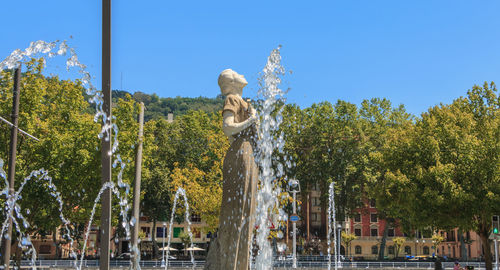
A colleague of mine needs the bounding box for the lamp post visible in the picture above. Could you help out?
[416,239,419,257]
[161,222,166,267]
[100,1,112,270]
[422,240,425,256]
[287,179,301,269]
[337,223,342,266]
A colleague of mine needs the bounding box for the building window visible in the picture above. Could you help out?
[404,246,411,255]
[354,213,361,223]
[39,245,51,254]
[141,227,151,238]
[423,246,430,255]
[372,245,378,255]
[355,245,362,254]
[388,246,394,255]
[156,227,166,238]
[371,228,378,237]
[192,228,201,238]
[370,214,378,223]
[312,197,320,206]
[311,213,318,221]
[354,228,362,237]
[388,227,395,237]
[173,227,183,238]
[191,214,201,223]
[447,230,456,241]
[370,199,376,208]
[312,183,320,191]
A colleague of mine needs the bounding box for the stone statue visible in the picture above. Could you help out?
[204,69,259,270]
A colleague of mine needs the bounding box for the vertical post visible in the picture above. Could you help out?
[131,102,144,269]
[161,223,166,267]
[2,66,21,269]
[292,191,297,269]
[495,238,498,270]
[100,0,112,269]
[338,225,342,268]
[286,217,289,246]
[306,193,310,242]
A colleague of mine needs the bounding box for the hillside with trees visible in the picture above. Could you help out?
[112,90,224,121]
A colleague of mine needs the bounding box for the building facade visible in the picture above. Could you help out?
[282,184,486,260]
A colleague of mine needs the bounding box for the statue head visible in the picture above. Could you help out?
[218,69,248,96]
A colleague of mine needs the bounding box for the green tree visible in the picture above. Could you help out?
[358,98,413,260]
[393,237,406,258]
[341,231,357,258]
[280,101,366,239]
[375,83,499,269]
[141,118,173,258]
[178,231,191,256]
[431,233,444,257]
[0,59,102,256]
[166,111,228,231]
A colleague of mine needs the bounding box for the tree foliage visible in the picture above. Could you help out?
[373,83,499,269]
[112,90,224,122]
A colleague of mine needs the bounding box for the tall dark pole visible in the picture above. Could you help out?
[3,66,21,269]
[131,102,144,269]
[100,0,112,269]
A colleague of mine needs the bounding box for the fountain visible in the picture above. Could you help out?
[1,40,298,270]
[327,182,339,270]
[0,40,136,270]
[164,187,195,270]
[253,45,288,270]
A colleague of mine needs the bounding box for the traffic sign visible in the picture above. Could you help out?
[489,232,500,240]
[290,215,300,222]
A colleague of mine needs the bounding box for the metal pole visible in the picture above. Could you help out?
[292,190,297,269]
[162,223,166,267]
[495,238,498,270]
[100,0,112,269]
[338,226,342,267]
[131,103,144,269]
[2,66,21,269]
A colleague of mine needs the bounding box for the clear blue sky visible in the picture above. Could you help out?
[1,0,499,116]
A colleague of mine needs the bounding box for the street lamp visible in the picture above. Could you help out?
[287,179,301,269]
[337,223,342,267]
[416,239,419,257]
[161,222,166,267]
[422,240,426,256]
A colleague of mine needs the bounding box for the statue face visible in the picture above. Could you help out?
[233,72,248,88]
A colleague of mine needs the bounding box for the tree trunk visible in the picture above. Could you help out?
[378,220,389,260]
[53,232,61,259]
[13,240,21,268]
[479,227,493,270]
[348,242,351,259]
[152,217,158,259]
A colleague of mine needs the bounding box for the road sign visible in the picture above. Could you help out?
[489,232,500,240]
[290,214,300,222]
